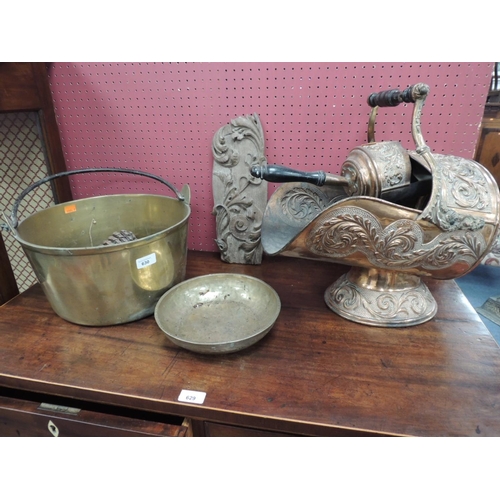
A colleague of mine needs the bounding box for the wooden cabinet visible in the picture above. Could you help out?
[0,390,187,437]
[1,251,500,437]
[0,63,71,202]
[0,62,72,305]
[475,102,500,185]
[203,422,294,437]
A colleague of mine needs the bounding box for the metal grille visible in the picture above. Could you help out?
[0,112,55,293]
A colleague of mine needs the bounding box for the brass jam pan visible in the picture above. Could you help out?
[154,273,281,354]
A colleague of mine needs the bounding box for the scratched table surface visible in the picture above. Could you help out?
[1,250,500,436]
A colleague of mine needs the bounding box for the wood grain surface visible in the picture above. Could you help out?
[1,250,499,436]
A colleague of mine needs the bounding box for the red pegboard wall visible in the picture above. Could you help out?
[47,62,494,252]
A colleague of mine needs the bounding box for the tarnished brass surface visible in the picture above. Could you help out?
[11,190,191,326]
[154,273,281,354]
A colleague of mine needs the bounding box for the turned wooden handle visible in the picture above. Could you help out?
[251,165,328,186]
[368,83,429,108]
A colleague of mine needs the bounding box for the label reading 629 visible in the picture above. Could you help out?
[178,390,206,405]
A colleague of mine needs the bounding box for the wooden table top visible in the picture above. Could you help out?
[1,250,500,436]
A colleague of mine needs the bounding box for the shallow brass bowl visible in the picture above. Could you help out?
[154,273,281,354]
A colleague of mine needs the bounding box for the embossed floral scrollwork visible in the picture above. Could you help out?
[280,187,327,223]
[326,275,436,324]
[436,154,491,212]
[308,206,485,271]
[375,142,406,188]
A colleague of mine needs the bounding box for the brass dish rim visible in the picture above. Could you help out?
[154,273,281,353]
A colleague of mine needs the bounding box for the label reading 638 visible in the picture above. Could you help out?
[136,252,157,269]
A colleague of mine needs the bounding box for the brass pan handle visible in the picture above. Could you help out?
[8,167,186,229]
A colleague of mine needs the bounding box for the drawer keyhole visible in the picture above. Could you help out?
[48,420,59,437]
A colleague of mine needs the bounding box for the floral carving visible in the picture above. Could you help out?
[213,171,263,264]
[212,114,267,264]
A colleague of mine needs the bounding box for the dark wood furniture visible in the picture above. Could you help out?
[1,250,500,437]
[475,104,500,187]
[0,62,72,305]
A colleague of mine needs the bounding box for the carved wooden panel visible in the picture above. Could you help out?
[212,114,267,264]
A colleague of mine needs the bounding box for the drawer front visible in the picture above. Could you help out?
[204,421,294,437]
[0,395,187,437]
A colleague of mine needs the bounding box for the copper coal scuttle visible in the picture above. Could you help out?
[252,83,500,327]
